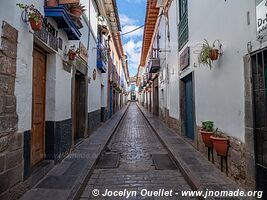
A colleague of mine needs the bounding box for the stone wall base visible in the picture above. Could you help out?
[144,104,252,190]
[197,126,248,189]
[88,109,101,132]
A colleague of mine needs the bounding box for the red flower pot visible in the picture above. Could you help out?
[200,130,213,148]
[210,49,219,61]
[29,18,42,31]
[211,136,229,156]
[46,0,58,7]
[68,52,76,60]
[71,7,82,18]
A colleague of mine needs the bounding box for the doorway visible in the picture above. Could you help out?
[113,89,116,114]
[74,73,86,142]
[251,49,267,194]
[109,86,113,117]
[182,74,194,140]
[31,48,46,166]
[153,86,159,116]
[149,91,152,112]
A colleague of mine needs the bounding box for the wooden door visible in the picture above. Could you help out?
[74,74,86,141]
[31,49,46,166]
[154,86,159,116]
[183,74,194,140]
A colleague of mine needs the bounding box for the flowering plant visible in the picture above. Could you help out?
[16,3,43,24]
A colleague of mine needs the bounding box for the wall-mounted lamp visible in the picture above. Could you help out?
[247,41,252,53]
[159,49,171,53]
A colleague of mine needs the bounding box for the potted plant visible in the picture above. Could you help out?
[46,0,58,7]
[68,45,79,60]
[210,129,229,156]
[200,121,214,148]
[70,3,86,18]
[17,4,43,31]
[198,39,221,69]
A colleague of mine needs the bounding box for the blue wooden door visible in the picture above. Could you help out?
[184,74,194,140]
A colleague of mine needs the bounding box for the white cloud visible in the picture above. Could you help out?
[124,40,143,73]
[119,13,143,75]
[122,25,143,38]
[119,14,138,26]
[125,0,145,4]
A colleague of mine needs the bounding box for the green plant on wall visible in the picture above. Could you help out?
[197,39,221,69]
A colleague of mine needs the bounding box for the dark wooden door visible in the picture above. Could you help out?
[74,75,80,141]
[184,74,194,140]
[74,74,86,141]
[154,86,159,116]
[31,49,46,166]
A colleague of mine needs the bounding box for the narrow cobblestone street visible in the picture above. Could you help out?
[1,1,266,199]
[80,103,193,199]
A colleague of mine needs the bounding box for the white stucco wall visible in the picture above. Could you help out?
[55,54,72,121]
[186,0,257,141]
[167,0,180,120]
[0,1,92,131]
[87,25,102,113]
[155,2,180,119]
[0,0,45,132]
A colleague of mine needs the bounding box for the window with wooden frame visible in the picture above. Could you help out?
[178,0,188,51]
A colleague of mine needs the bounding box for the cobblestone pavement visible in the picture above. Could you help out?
[80,103,194,200]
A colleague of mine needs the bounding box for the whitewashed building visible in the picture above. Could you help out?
[138,0,267,193]
[0,0,127,199]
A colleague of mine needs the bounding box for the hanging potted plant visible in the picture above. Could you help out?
[17,3,44,31]
[46,0,58,7]
[68,45,79,61]
[199,121,214,148]
[70,3,86,18]
[197,39,221,69]
[210,129,229,157]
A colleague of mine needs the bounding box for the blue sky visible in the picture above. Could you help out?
[117,0,146,77]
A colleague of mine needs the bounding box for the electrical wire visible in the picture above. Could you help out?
[121,24,145,36]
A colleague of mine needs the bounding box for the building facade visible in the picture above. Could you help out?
[0,0,128,199]
[138,0,267,193]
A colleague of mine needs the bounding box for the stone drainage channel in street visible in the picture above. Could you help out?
[78,103,195,200]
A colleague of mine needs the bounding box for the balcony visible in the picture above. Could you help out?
[148,58,160,73]
[109,64,119,84]
[97,43,108,73]
[44,5,81,40]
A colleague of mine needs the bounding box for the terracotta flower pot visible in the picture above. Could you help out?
[71,7,82,18]
[29,18,42,31]
[68,52,76,60]
[210,49,219,61]
[46,0,58,7]
[210,136,229,156]
[200,130,213,148]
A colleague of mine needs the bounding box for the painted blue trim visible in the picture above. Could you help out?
[44,5,81,40]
